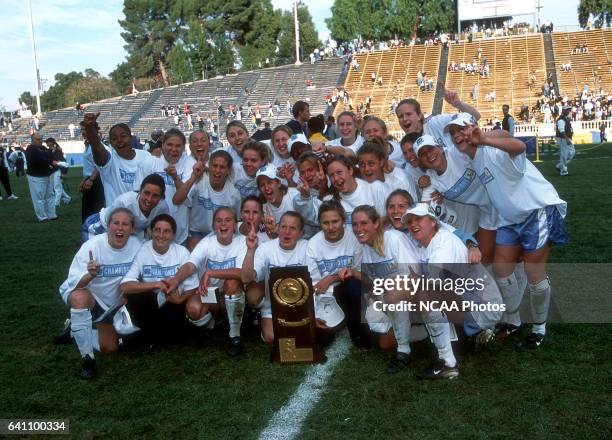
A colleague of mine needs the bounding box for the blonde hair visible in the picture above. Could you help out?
[353,205,385,256]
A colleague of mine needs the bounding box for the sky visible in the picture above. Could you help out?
[0,0,581,111]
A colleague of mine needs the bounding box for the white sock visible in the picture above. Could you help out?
[70,308,94,358]
[514,262,528,299]
[388,310,411,354]
[496,273,523,327]
[225,293,245,338]
[254,297,265,309]
[425,321,456,368]
[529,277,551,335]
[189,312,213,328]
[92,329,100,352]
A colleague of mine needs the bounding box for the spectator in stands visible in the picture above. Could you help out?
[274,98,281,114]
[371,72,376,83]
[502,104,515,137]
[68,123,76,139]
[252,122,272,142]
[472,84,479,100]
[26,133,57,222]
[10,147,26,177]
[286,101,311,137]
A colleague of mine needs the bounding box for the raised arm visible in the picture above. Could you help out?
[443,87,481,121]
[81,113,110,167]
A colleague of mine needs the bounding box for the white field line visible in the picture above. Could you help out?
[258,332,352,440]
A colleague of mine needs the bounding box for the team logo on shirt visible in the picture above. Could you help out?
[363,259,398,278]
[236,184,259,198]
[443,168,476,200]
[143,264,180,279]
[197,196,224,211]
[119,168,136,184]
[155,171,183,187]
[316,255,354,275]
[478,167,495,184]
[206,257,237,270]
[99,263,132,278]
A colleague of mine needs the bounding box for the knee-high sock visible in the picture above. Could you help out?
[423,310,456,367]
[388,310,411,354]
[529,278,551,335]
[514,262,528,300]
[92,329,100,352]
[225,293,245,338]
[189,312,213,328]
[71,308,93,358]
[497,273,523,327]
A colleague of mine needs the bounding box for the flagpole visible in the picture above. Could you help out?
[26,0,42,115]
[294,0,302,65]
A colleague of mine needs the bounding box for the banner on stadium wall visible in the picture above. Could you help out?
[457,0,536,22]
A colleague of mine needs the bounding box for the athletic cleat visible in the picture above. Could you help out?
[416,360,459,380]
[386,352,411,374]
[53,319,72,345]
[474,328,495,352]
[8,194,18,200]
[517,332,545,350]
[80,355,96,380]
[494,323,520,342]
[226,336,244,357]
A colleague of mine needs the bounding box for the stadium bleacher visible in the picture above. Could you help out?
[4,29,612,145]
[552,29,612,99]
[442,34,547,122]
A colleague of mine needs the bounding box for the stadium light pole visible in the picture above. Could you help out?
[26,0,42,116]
[294,0,302,65]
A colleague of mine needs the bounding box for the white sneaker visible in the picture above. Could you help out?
[0,196,3,200]
[8,194,18,200]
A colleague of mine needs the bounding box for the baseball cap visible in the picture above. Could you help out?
[255,163,280,182]
[314,294,345,328]
[444,112,478,132]
[288,133,309,151]
[413,134,439,157]
[401,202,439,224]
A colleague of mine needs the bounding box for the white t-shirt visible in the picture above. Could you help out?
[294,178,387,226]
[122,240,198,306]
[327,135,365,155]
[188,234,247,288]
[264,187,301,224]
[187,175,241,235]
[99,191,170,241]
[418,228,468,267]
[470,146,566,224]
[307,227,362,285]
[237,222,271,245]
[382,167,418,203]
[361,229,420,279]
[134,153,197,244]
[232,163,260,198]
[59,234,141,309]
[253,238,309,282]
[424,113,464,153]
[98,148,151,207]
[387,139,405,167]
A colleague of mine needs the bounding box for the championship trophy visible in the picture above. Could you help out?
[269,266,324,364]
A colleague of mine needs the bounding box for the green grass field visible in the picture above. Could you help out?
[0,144,611,439]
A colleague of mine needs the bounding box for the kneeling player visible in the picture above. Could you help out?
[59,208,141,379]
[120,214,199,346]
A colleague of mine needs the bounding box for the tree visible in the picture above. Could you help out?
[19,92,38,114]
[110,62,136,95]
[166,44,194,84]
[119,0,184,86]
[578,0,612,28]
[276,4,321,65]
[326,0,456,42]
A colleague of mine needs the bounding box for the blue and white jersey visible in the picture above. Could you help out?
[188,234,247,288]
[470,146,566,225]
[134,152,196,244]
[187,174,241,235]
[425,146,502,230]
[122,240,198,306]
[98,148,150,207]
[231,163,260,198]
[59,234,141,309]
[307,226,362,285]
[361,229,419,280]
